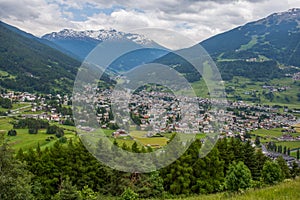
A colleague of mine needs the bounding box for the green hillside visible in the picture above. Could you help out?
[153,9,300,104]
[201,9,300,67]
[0,21,81,94]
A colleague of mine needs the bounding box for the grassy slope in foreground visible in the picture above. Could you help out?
[168,178,300,200]
[99,178,300,200]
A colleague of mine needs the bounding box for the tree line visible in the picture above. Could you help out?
[1,133,300,200]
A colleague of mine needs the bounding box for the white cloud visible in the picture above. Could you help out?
[0,0,76,35]
[0,0,299,41]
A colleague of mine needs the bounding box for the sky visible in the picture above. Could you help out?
[0,0,300,42]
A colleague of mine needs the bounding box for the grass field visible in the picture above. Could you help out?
[275,141,300,150]
[251,127,300,158]
[0,117,13,130]
[6,128,76,150]
[168,178,300,200]
[207,76,300,105]
[193,75,295,104]
[252,128,300,141]
[252,128,284,138]
[98,178,300,200]
[0,117,77,151]
[294,123,300,133]
[0,102,31,112]
[129,130,169,147]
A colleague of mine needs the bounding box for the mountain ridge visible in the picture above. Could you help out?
[1,8,300,95]
[200,8,300,67]
[0,21,81,94]
[42,28,161,60]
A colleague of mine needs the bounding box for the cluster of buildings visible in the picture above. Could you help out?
[0,92,72,124]
[72,87,300,141]
[262,85,291,93]
[293,72,300,81]
[2,88,299,144]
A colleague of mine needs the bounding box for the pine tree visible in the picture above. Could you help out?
[242,141,256,177]
[252,149,268,181]
[276,156,290,179]
[192,147,224,194]
[161,139,194,195]
[133,171,164,198]
[229,137,244,161]
[168,157,193,194]
[217,138,234,175]
[290,161,300,179]
[255,136,260,146]
[16,147,25,160]
[0,133,33,200]
[53,177,80,200]
[131,141,140,153]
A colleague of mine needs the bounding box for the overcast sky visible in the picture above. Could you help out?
[0,0,299,42]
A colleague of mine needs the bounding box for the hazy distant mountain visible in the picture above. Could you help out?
[42,29,165,61]
[201,8,300,67]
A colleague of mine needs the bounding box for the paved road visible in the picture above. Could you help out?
[261,144,300,167]
[0,104,32,118]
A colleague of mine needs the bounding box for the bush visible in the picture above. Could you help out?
[121,188,139,200]
[28,128,38,134]
[59,136,67,143]
[78,185,98,200]
[7,129,17,136]
[46,125,64,138]
[261,160,283,185]
[225,161,252,192]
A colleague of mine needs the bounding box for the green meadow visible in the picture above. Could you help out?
[251,127,300,157]
[99,178,300,200]
[169,178,300,200]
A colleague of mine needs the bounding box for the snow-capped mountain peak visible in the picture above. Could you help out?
[42,28,154,46]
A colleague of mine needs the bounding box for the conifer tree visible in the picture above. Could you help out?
[217,138,234,175]
[252,149,268,181]
[0,133,33,200]
[290,161,300,179]
[242,141,256,177]
[53,177,80,200]
[192,147,224,194]
[276,156,290,179]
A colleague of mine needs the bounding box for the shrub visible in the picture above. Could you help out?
[7,129,17,136]
[261,160,283,185]
[121,188,139,200]
[28,128,38,134]
[225,161,252,192]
